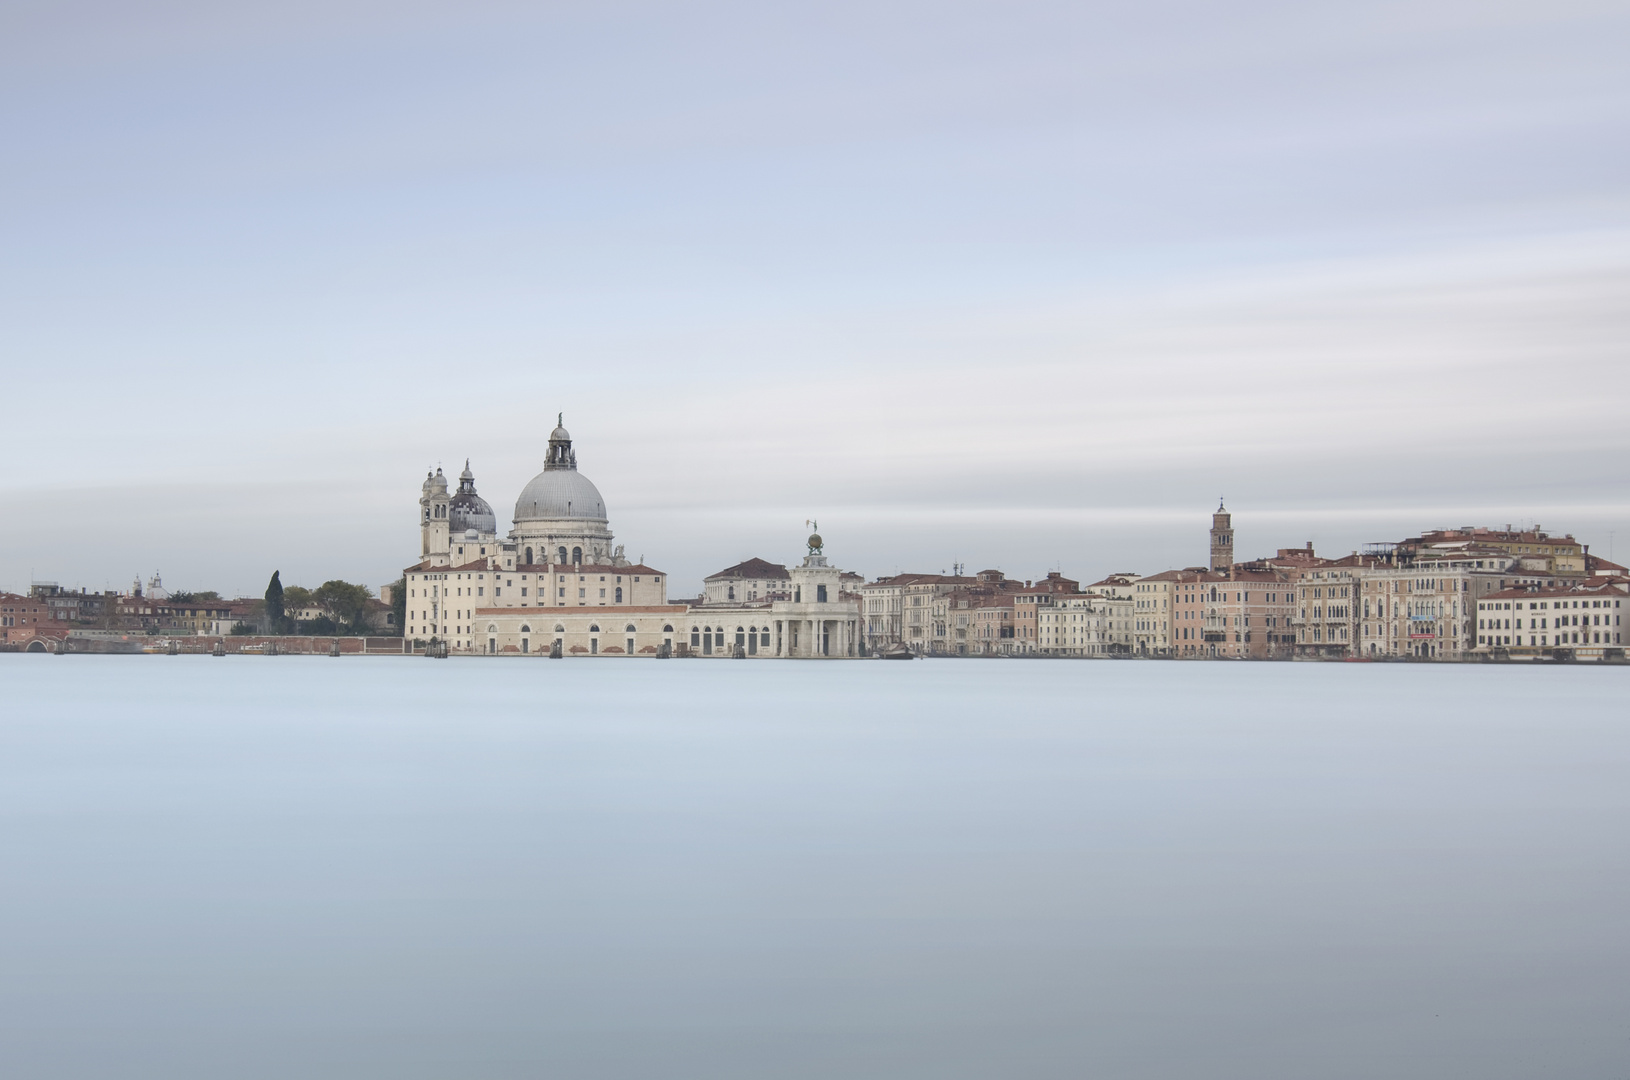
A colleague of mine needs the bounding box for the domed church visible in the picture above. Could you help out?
[403,417,860,658]
[405,418,683,655]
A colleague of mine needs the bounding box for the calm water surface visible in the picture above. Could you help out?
[2,655,1627,1079]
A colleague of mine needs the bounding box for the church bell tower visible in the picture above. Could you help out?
[1210,499,1234,571]
[420,467,450,556]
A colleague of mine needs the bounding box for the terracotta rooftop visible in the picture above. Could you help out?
[705,557,790,581]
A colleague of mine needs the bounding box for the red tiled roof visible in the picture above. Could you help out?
[705,558,790,581]
[1481,581,1628,601]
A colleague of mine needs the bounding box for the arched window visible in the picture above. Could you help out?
[728,585,735,600]
[554,624,565,633]
[662,625,673,633]
[487,624,497,633]
[557,547,568,564]
[625,624,637,633]
[572,547,582,564]
[817,584,828,602]
[691,626,700,647]
[524,547,533,565]
[519,625,531,633]
[615,587,623,603]
[589,624,600,633]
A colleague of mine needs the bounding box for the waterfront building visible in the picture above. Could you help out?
[1290,555,1387,659]
[684,534,864,658]
[861,573,980,654]
[1132,571,1181,656]
[954,592,1017,656]
[0,592,71,649]
[1352,549,1546,660]
[1170,568,1296,658]
[763,530,863,657]
[1036,592,1134,656]
[926,570,1028,655]
[1473,579,1627,659]
[1013,573,1080,655]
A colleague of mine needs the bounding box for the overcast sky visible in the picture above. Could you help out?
[2,0,1627,597]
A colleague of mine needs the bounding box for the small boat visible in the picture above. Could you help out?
[881,643,914,660]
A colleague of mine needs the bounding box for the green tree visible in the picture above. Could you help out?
[282,585,315,612]
[265,571,285,634]
[313,580,373,632]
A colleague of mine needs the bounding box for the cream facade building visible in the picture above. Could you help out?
[683,531,863,658]
[1037,593,1135,656]
[1132,571,1179,656]
[1473,580,1626,659]
[1354,547,1553,660]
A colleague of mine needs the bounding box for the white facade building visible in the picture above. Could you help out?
[1474,580,1627,659]
[1037,593,1135,656]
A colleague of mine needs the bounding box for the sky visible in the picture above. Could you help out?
[2,0,1627,597]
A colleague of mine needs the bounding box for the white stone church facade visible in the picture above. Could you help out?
[403,419,860,658]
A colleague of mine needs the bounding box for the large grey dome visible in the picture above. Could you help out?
[513,415,608,524]
[514,469,606,522]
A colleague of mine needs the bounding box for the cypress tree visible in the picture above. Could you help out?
[265,570,285,634]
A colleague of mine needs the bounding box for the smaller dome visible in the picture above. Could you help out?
[429,468,448,494]
[449,461,497,534]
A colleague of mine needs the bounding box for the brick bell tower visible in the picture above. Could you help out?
[1210,499,1234,571]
